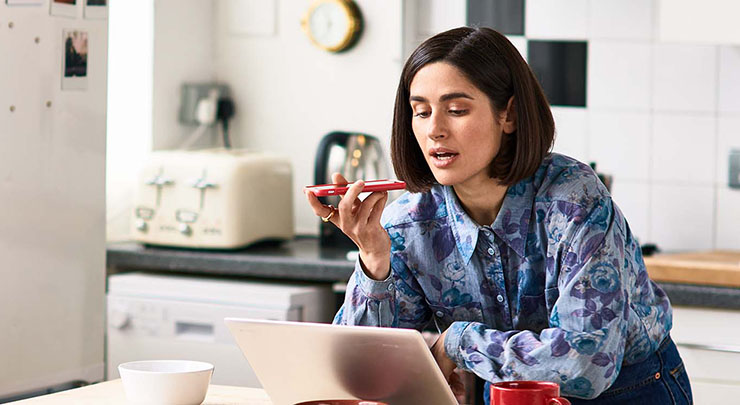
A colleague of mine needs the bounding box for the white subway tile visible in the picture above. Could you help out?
[551,107,589,162]
[719,46,740,114]
[588,41,651,111]
[506,36,528,62]
[652,114,716,183]
[416,0,466,36]
[650,184,714,251]
[716,117,740,186]
[589,111,651,181]
[588,0,653,40]
[610,181,650,243]
[525,0,588,40]
[652,44,717,112]
[716,186,740,249]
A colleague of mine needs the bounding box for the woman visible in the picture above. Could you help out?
[305,27,692,404]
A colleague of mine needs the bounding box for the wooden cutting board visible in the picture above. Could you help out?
[644,250,740,288]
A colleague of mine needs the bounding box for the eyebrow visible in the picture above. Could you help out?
[409,92,474,103]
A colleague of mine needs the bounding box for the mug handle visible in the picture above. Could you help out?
[549,398,571,405]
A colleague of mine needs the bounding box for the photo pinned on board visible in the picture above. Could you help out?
[62,29,88,90]
[84,0,106,19]
[50,0,76,17]
[5,0,44,6]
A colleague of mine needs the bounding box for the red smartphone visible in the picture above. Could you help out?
[304,179,406,196]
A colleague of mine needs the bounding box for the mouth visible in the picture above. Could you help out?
[429,148,458,158]
[428,148,459,167]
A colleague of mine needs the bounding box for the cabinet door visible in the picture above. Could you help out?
[671,306,740,403]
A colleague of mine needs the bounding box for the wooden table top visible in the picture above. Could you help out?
[11,379,272,404]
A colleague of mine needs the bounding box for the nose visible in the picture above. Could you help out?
[426,112,446,141]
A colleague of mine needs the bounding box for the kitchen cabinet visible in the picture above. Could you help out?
[671,306,740,403]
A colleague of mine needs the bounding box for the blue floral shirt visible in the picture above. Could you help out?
[333,153,672,399]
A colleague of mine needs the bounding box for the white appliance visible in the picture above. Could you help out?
[106,273,335,387]
[0,5,107,401]
[132,149,294,249]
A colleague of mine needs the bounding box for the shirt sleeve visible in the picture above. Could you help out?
[333,248,432,330]
[444,198,639,400]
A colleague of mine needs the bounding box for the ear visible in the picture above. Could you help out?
[501,96,517,134]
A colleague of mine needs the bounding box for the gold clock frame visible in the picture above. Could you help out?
[300,0,363,53]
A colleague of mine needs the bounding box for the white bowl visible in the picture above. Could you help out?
[118,360,214,405]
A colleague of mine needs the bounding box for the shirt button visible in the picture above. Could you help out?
[436,311,444,318]
[497,294,504,303]
[487,247,495,256]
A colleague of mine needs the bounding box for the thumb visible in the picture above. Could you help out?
[331,172,348,185]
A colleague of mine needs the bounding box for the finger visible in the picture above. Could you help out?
[366,191,389,225]
[331,173,349,199]
[356,191,387,225]
[338,179,364,218]
[305,189,335,219]
[449,372,465,395]
[331,172,348,185]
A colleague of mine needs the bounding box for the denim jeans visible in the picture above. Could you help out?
[482,335,692,405]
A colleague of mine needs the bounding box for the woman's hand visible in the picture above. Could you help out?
[305,173,391,280]
[431,329,465,399]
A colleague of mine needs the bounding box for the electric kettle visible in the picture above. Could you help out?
[314,131,389,249]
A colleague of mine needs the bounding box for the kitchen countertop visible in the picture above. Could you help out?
[12,379,271,404]
[106,237,740,310]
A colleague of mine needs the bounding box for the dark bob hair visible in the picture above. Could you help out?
[391,26,554,193]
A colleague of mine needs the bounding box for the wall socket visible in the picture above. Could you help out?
[178,83,230,126]
[729,150,740,189]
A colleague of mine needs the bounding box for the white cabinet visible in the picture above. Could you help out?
[671,306,740,404]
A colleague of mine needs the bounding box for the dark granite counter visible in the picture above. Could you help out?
[106,237,740,310]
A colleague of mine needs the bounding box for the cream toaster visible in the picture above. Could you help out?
[131,149,294,249]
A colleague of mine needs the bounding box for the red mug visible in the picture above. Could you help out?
[491,381,571,405]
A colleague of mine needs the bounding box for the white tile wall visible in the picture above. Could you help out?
[718,46,740,115]
[551,107,588,162]
[652,44,717,113]
[716,187,740,249]
[415,0,466,37]
[589,111,651,181]
[506,35,528,61]
[587,41,651,111]
[525,0,588,40]
[652,114,716,184]
[610,181,650,243]
[650,184,715,251]
[588,0,653,41]
[716,117,740,186]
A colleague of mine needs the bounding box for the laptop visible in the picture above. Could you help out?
[224,318,458,405]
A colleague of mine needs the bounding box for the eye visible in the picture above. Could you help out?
[413,110,430,118]
[448,109,468,116]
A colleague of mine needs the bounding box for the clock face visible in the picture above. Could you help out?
[309,2,351,49]
[302,0,362,53]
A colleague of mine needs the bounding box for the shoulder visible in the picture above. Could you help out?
[380,185,448,229]
[534,153,610,213]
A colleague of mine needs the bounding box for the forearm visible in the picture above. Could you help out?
[444,322,626,400]
[333,259,397,327]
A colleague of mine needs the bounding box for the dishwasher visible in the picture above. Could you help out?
[106,273,335,387]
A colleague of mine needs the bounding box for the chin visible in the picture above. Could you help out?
[430,171,461,187]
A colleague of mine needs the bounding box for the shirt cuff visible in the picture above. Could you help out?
[353,258,395,300]
[444,321,473,369]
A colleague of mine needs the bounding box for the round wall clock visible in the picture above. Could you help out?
[301,0,363,53]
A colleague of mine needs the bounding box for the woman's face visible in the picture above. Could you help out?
[409,62,512,190]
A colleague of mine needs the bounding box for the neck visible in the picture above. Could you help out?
[453,177,508,226]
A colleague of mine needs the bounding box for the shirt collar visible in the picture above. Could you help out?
[443,177,534,263]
